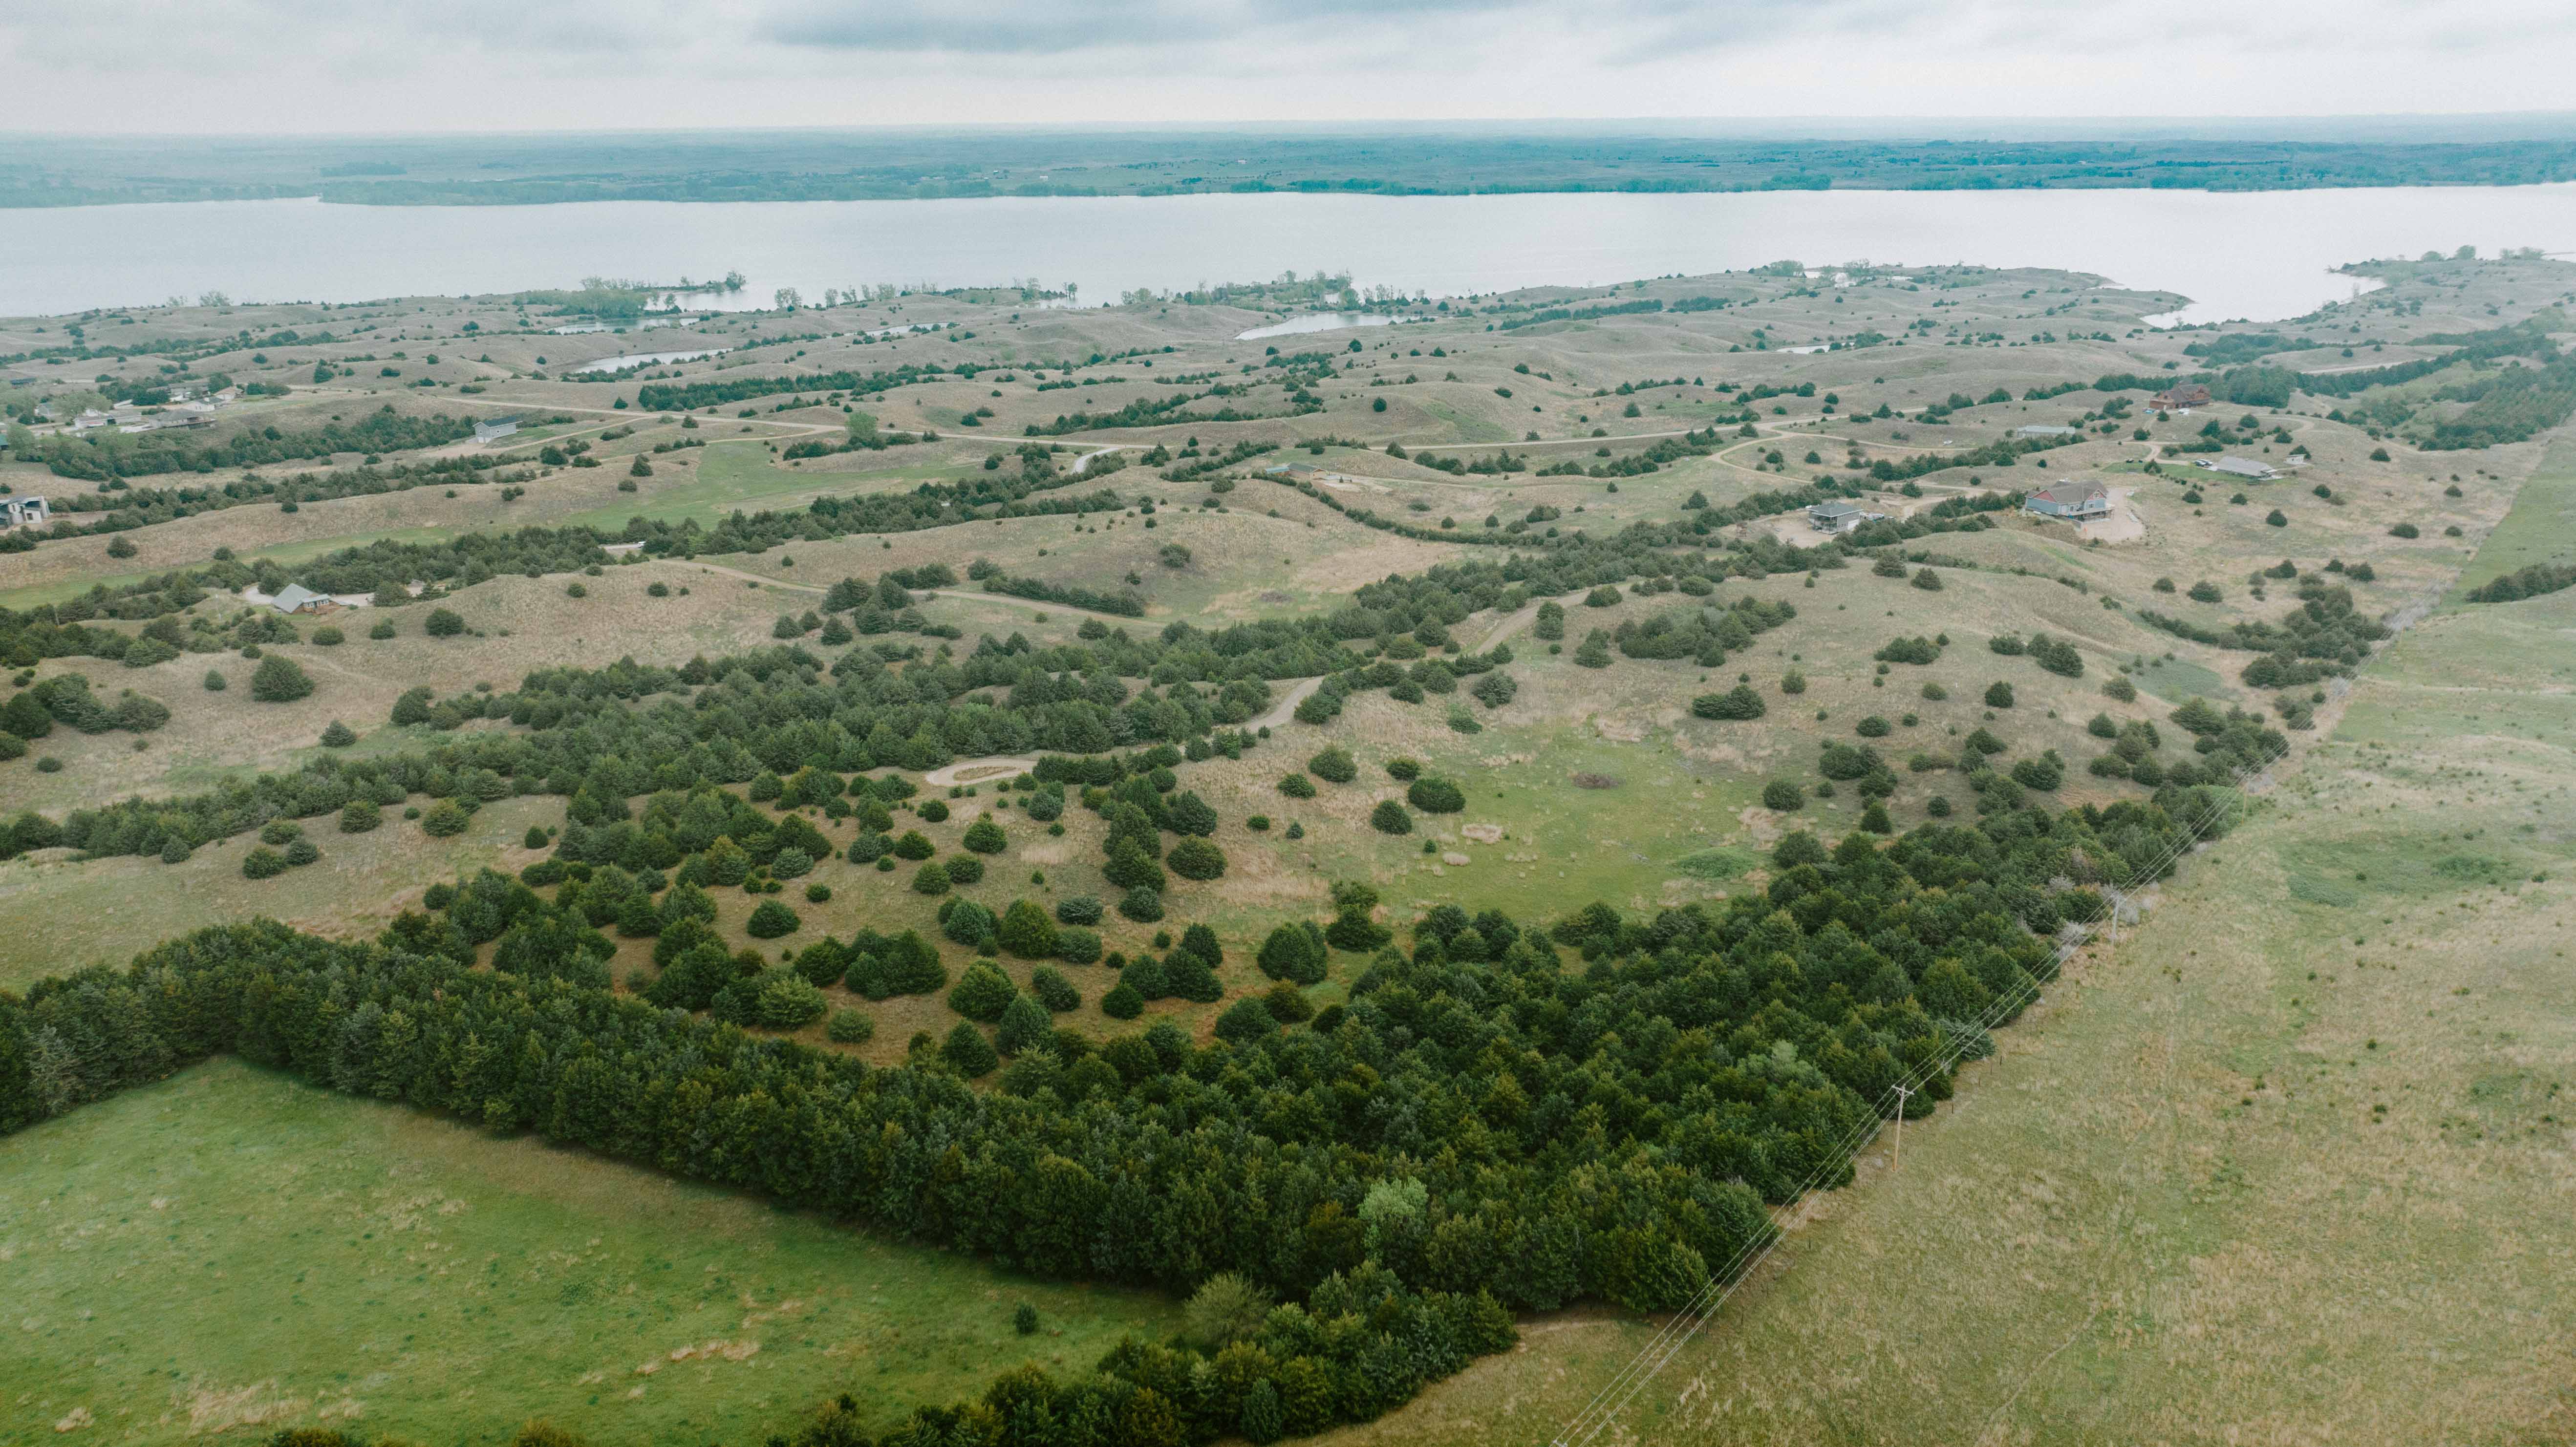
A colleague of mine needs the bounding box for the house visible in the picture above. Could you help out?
[2015,424,2081,437]
[2,494,50,530]
[267,583,329,614]
[1805,500,1886,535]
[473,416,520,445]
[2149,383,2211,411]
[2196,455,2278,481]
[2023,481,2113,520]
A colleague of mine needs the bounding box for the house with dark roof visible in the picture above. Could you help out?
[2149,383,2211,411]
[2,494,50,530]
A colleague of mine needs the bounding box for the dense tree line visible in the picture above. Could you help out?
[2463,560,2576,603]
[24,404,487,481]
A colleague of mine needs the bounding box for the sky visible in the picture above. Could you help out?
[4,0,2576,133]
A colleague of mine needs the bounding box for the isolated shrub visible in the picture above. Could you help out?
[892,830,935,860]
[1854,715,1892,738]
[1406,777,1466,813]
[1761,780,1804,811]
[1692,684,1765,720]
[1055,894,1104,926]
[419,799,471,837]
[339,799,381,833]
[1920,681,1949,701]
[912,861,951,895]
[1277,773,1317,799]
[1053,927,1102,964]
[424,607,465,638]
[2265,510,2288,527]
[917,799,951,824]
[769,846,814,879]
[1912,567,1943,591]
[1100,981,1146,1019]
[318,720,356,747]
[1860,801,1893,834]
[241,846,288,879]
[1370,799,1414,834]
[1166,837,1228,880]
[1984,681,2016,708]
[1780,670,1807,695]
[948,961,1017,1021]
[250,655,315,702]
[283,837,320,867]
[943,854,985,886]
[2103,675,2138,702]
[1308,746,1357,783]
[202,669,227,692]
[1385,757,1422,781]
[745,899,802,938]
[826,1008,875,1044]
[1117,886,1165,922]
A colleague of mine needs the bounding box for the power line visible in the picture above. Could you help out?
[1552,755,2277,1447]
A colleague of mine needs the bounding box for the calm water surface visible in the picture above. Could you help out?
[3,186,2572,324]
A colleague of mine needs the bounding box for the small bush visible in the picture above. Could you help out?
[745,899,802,938]
[1385,757,1422,781]
[1117,886,1165,922]
[1277,773,1317,798]
[1405,777,1466,813]
[1370,799,1414,834]
[241,846,289,879]
[1984,681,2016,708]
[911,862,951,895]
[250,655,315,702]
[1100,982,1145,1019]
[1762,780,1804,811]
[1055,894,1105,925]
[827,1008,875,1043]
[419,799,472,837]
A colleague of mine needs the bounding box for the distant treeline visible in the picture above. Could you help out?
[13,135,2576,209]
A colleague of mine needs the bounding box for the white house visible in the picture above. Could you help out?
[2,494,50,530]
[473,416,521,445]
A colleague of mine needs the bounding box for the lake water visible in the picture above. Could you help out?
[3,185,2573,325]
[1234,312,1400,340]
[570,347,730,374]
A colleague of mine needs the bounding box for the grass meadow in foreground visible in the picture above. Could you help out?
[0,1060,1181,1447]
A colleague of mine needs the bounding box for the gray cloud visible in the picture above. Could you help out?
[0,0,2570,132]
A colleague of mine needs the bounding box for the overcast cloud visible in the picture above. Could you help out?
[2,0,2572,132]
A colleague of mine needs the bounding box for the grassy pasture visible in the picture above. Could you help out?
[1327,441,2576,1447]
[0,1060,1180,1447]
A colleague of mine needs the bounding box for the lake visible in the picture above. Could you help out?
[3,185,2573,325]
[570,347,729,374]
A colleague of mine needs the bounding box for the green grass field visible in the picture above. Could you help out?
[0,1061,1181,1447]
[1326,441,2576,1447]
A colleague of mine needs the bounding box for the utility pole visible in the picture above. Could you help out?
[1890,1085,1914,1167]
